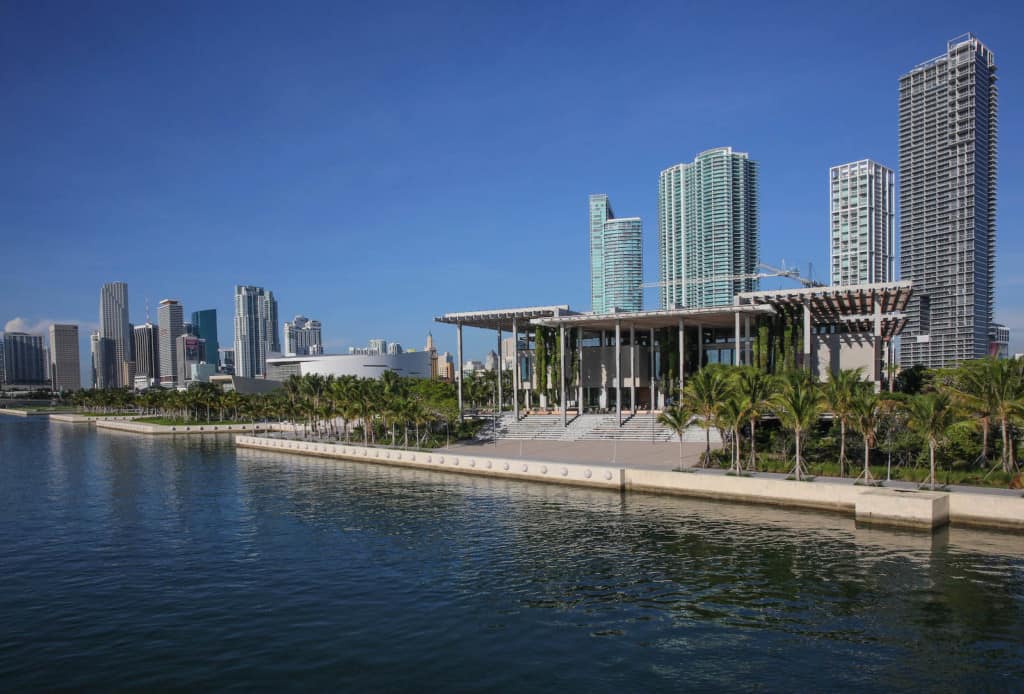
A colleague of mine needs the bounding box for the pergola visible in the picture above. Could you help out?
[435,281,913,426]
[434,305,574,422]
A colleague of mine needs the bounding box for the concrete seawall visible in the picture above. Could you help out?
[236,435,1024,533]
[96,420,287,436]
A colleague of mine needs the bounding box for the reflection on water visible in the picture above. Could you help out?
[1,416,1022,691]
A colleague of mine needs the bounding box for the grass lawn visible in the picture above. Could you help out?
[133,416,259,426]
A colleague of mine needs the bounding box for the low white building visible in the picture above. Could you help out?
[266,351,432,381]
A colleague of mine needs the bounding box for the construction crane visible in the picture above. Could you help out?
[639,262,824,290]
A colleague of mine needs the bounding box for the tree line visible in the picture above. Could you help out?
[657,357,1024,489]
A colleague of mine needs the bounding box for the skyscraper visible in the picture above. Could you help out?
[589,194,643,314]
[829,160,895,286]
[49,324,81,392]
[176,334,206,386]
[283,315,323,356]
[157,299,184,387]
[133,323,160,386]
[99,282,132,387]
[1,333,46,386]
[899,34,997,369]
[658,147,759,308]
[234,286,277,378]
[190,309,219,366]
[90,332,115,389]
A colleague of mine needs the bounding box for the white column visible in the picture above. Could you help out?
[577,327,584,414]
[678,319,685,397]
[600,329,607,409]
[629,324,636,413]
[649,327,656,412]
[874,300,883,392]
[512,318,519,421]
[734,310,741,367]
[615,321,621,426]
[496,327,503,413]
[803,302,812,372]
[560,324,567,427]
[457,322,464,422]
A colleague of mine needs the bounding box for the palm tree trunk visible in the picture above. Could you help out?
[749,418,757,471]
[1002,416,1011,474]
[794,429,802,481]
[704,427,710,468]
[839,420,846,478]
[929,439,937,490]
[863,435,871,482]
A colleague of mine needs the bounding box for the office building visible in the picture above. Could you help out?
[158,299,184,387]
[989,323,1009,359]
[829,160,895,285]
[485,350,499,371]
[176,334,206,387]
[658,147,759,308]
[234,285,277,378]
[589,194,642,313]
[386,342,403,355]
[283,315,323,356]
[99,282,132,387]
[191,309,219,366]
[368,339,387,355]
[48,324,81,391]
[1,332,46,386]
[219,348,235,375]
[899,34,998,368]
[133,323,160,386]
[90,332,116,390]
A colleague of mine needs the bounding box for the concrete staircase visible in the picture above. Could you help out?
[490,410,721,444]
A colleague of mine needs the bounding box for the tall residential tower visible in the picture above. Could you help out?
[157,299,184,387]
[899,34,997,368]
[589,194,642,314]
[658,147,759,308]
[48,324,81,391]
[284,315,324,356]
[234,285,278,378]
[829,160,895,286]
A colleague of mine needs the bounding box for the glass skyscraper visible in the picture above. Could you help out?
[658,147,759,308]
[190,309,219,367]
[234,286,278,378]
[589,194,642,314]
[899,34,997,369]
[99,281,132,387]
[829,160,894,286]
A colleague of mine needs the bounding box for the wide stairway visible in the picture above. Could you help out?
[491,411,720,443]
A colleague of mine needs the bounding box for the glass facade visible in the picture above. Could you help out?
[829,160,894,286]
[658,147,759,309]
[191,309,219,366]
[589,194,642,313]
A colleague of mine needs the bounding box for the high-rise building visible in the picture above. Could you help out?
[1,332,46,386]
[234,286,278,378]
[283,315,323,356]
[49,324,81,392]
[133,323,160,385]
[589,194,642,313]
[99,282,132,387]
[190,309,219,366]
[829,160,895,286]
[219,348,235,375]
[658,147,759,308]
[90,332,116,389]
[368,338,387,355]
[899,34,997,369]
[387,342,403,355]
[157,299,184,387]
[176,334,206,386]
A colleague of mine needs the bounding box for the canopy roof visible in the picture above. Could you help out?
[434,305,573,332]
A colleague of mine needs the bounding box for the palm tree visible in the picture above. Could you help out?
[990,359,1024,474]
[905,392,955,490]
[772,370,822,481]
[850,390,882,484]
[682,366,731,467]
[734,367,775,471]
[942,358,998,466]
[821,368,864,477]
[657,404,694,471]
[717,394,750,476]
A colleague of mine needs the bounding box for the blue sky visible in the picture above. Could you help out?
[2,1,1022,383]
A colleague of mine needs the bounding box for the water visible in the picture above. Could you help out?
[1,416,1022,691]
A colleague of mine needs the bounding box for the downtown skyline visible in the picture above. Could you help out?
[2,2,1023,373]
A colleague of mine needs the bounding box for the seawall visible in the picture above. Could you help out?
[235,435,1024,533]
